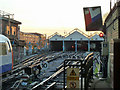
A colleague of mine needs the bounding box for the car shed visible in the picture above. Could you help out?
[49,29,104,52]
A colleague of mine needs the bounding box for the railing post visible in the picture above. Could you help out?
[81,62,83,90]
[64,60,65,89]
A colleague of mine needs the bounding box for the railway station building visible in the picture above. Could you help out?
[49,29,104,52]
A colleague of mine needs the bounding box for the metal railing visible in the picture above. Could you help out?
[63,52,94,90]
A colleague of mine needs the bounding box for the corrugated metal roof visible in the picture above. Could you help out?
[49,34,64,41]
[49,29,104,41]
[64,31,89,41]
[90,34,104,41]
[49,29,89,41]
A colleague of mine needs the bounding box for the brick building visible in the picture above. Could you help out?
[20,32,47,53]
[104,1,120,88]
[0,10,25,64]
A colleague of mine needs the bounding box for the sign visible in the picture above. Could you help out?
[67,68,79,88]
[70,82,76,88]
[103,43,107,47]
[83,6,102,31]
[40,61,48,70]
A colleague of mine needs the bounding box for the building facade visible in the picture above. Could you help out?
[20,32,47,53]
[0,11,25,65]
[49,29,104,52]
[0,15,22,44]
[104,1,120,88]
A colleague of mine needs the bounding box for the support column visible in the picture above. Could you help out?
[63,40,65,52]
[75,40,77,52]
[88,39,90,52]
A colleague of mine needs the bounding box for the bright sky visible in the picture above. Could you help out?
[0,0,115,36]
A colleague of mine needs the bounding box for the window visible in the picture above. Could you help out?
[8,31,10,35]
[6,26,10,35]
[12,26,16,35]
[0,43,7,55]
[14,31,16,35]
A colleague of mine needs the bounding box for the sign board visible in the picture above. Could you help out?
[83,6,102,31]
[40,61,48,70]
[67,68,79,88]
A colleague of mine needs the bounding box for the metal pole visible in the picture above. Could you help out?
[88,39,90,52]
[0,13,2,34]
[75,40,77,52]
[64,60,66,89]
[63,40,65,52]
[81,62,83,90]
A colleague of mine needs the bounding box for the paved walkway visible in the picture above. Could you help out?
[91,77,112,90]
[90,73,113,90]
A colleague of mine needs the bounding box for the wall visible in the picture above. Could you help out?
[105,2,120,88]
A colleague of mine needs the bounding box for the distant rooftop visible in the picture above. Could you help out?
[0,10,14,19]
[0,10,21,24]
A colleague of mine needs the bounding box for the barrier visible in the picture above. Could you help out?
[63,52,94,90]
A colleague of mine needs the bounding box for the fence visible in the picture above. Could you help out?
[63,52,94,90]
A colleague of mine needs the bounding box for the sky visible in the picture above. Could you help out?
[0,0,116,37]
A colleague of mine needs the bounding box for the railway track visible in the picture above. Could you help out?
[2,51,97,90]
[31,57,80,90]
[31,63,70,90]
[2,52,56,83]
[2,54,42,79]
[2,51,65,89]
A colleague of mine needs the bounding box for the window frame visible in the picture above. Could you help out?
[0,42,7,55]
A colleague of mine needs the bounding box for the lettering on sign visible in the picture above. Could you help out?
[67,77,79,80]
[42,63,47,68]
[70,70,76,76]
[67,68,79,88]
